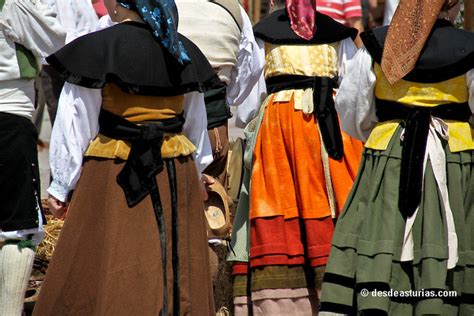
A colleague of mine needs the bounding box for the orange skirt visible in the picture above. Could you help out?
[250,95,363,220]
[248,95,363,266]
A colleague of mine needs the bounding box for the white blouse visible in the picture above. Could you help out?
[226,7,265,108]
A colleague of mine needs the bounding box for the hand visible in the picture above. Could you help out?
[47,195,68,219]
[200,174,215,201]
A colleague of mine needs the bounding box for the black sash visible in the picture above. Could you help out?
[98,109,184,315]
[266,75,343,160]
[375,100,471,218]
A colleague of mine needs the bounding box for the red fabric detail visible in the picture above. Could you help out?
[317,0,363,25]
[286,0,317,40]
[93,0,108,17]
[249,216,334,268]
[232,262,249,276]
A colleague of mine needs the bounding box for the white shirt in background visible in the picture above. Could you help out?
[0,0,66,118]
[383,0,399,25]
[41,0,98,44]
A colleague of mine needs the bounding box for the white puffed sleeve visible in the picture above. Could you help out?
[235,72,267,128]
[335,47,378,141]
[337,37,358,82]
[226,7,265,107]
[0,0,65,57]
[182,91,213,174]
[48,83,101,202]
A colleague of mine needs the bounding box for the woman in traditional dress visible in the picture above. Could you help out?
[33,0,220,315]
[229,0,364,314]
[320,0,474,315]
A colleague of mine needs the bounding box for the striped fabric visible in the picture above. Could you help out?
[316,0,362,25]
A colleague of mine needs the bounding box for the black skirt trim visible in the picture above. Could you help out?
[46,22,221,96]
[323,274,474,309]
[253,9,357,45]
[323,272,356,288]
[319,302,357,315]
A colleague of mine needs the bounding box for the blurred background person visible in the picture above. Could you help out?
[317,0,365,46]
[175,0,264,312]
[0,0,65,315]
[33,0,98,134]
[361,0,378,29]
[383,0,399,25]
[91,0,108,17]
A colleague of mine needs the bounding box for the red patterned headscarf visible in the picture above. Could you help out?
[286,0,317,40]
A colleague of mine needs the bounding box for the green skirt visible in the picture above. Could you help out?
[320,127,474,315]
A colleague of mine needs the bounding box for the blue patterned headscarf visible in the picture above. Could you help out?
[117,0,190,64]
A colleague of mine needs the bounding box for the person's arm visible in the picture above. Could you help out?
[335,47,378,141]
[226,6,265,107]
[182,91,213,175]
[468,69,474,124]
[346,17,364,47]
[343,0,364,47]
[0,0,65,57]
[48,83,102,204]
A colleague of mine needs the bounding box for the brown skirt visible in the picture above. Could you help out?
[33,156,214,316]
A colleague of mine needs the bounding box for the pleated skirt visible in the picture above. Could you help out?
[248,96,363,269]
[232,95,363,315]
[320,127,474,315]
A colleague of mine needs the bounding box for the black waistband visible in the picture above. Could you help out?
[375,99,471,218]
[376,99,472,123]
[99,109,184,206]
[265,75,343,160]
[266,75,338,94]
[98,109,183,315]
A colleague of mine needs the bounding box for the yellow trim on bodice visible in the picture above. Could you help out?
[85,84,196,160]
[366,64,473,152]
[374,64,469,106]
